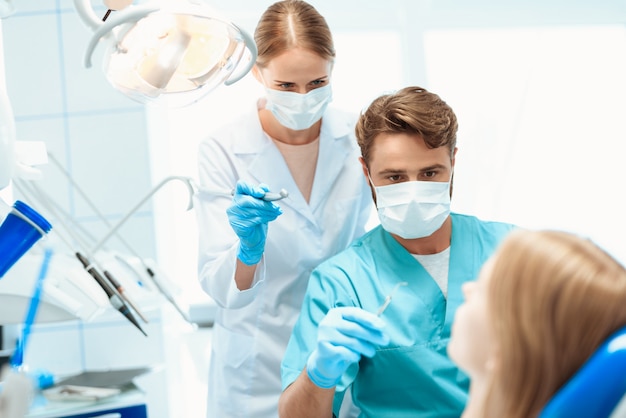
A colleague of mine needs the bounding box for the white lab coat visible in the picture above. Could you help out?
[195,100,372,418]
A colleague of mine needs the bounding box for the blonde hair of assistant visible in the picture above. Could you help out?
[254,0,335,68]
[483,229,626,418]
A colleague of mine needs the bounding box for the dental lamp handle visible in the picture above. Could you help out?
[82,5,161,68]
[73,0,104,32]
[224,23,257,86]
[73,0,134,31]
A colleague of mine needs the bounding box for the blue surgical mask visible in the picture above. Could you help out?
[371,178,451,239]
[264,84,332,130]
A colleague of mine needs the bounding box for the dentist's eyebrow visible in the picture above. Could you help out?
[419,163,448,172]
[378,169,407,176]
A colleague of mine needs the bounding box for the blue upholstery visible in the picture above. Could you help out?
[540,325,626,418]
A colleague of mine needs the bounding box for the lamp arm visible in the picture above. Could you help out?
[224,23,257,86]
[90,175,195,255]
[73,0,103,32]
[83,4,159,68]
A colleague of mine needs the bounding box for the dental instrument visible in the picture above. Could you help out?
[376,281,409,317]
[75,252,147,337]
[197,185,289,202]
[233,188,289,202]
[104,270,148,324]
[12,179,150,325]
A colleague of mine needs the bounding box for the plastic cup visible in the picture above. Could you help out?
[0,200,52,278]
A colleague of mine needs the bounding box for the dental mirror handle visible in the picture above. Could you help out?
[232,188,288,202]
[258,189,289,202]
[199,186,289,202]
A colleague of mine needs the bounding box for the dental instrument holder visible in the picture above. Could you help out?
[0,200,52,278]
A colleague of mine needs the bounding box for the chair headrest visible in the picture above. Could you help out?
[539,325,626,418]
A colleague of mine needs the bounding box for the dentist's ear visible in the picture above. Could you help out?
[359,157,369,180]
[451,146,458,168]
[251,65,264,84]
[359,157,377,205]
[450,147,458,198]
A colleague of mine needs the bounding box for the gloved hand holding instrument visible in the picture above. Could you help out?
[227,180,284,265]
[306,307,390,389]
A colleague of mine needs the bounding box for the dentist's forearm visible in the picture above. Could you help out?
[278,368,335,418]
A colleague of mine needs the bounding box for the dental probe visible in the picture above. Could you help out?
[376,281,409,317]
[229,188,289,201]
[256,189,289,201]
[199,186,289,201]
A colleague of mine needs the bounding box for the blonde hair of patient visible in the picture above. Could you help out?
[483,229,626,418]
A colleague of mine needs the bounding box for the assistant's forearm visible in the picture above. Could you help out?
[278,368,335,418]
[234,258,257,290]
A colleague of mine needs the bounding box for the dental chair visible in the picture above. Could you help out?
[539,325,626,418]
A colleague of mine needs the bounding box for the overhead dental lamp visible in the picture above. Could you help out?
[73,0,257,107]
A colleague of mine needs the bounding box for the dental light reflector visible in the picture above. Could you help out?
[79,2,257,107]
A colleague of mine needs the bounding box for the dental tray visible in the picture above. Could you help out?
[42,385,121,401]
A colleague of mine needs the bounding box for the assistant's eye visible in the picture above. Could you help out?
[310,79,327,87]
[387,174,403,182]
[422,171,438,179]
[277,82,295,90]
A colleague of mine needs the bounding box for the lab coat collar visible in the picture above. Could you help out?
[308,109,355,213]
[242,103,356,227]
[319,105,355,141]
[232,102,354,153]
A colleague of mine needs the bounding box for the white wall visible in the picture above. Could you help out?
[150,0,626,305]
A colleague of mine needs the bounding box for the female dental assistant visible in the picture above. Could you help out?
[194,1,371,417]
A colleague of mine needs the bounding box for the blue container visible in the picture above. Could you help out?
[0,200,52,278]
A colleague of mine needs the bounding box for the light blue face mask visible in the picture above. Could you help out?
[370,177,452,239]
[264,84,332,130]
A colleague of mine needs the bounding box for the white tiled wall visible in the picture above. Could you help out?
[2,0,156,259]
[1,3,215,416]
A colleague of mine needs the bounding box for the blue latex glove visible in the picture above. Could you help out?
[227,180,283,265]
[306,307,389,389]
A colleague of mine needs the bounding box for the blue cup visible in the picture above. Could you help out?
[0,200,52,278]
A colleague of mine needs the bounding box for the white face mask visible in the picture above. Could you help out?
[372,179,451,239]
[264,84,332,130]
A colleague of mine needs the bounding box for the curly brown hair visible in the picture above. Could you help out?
[355,86,458,166]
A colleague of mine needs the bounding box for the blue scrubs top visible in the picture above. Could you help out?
[281,213,515,417]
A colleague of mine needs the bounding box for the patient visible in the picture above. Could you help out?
[448,229,626,418]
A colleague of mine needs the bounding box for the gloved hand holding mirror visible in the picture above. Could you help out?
[227,180,284,265]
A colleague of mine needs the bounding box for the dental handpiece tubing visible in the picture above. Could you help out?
[75,252,147,336]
